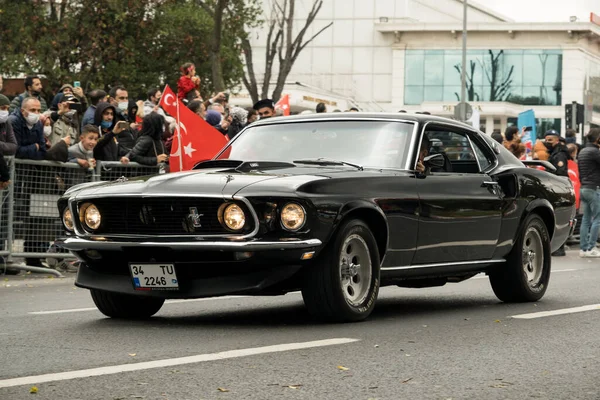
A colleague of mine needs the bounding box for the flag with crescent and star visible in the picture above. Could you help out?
[275,94,290,116]
[159,85,228,172]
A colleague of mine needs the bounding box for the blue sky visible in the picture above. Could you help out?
[476,0,599,22]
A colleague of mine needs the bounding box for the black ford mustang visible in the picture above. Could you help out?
[56,113,576,322]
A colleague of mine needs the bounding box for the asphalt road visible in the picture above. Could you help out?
[1,251,599,400]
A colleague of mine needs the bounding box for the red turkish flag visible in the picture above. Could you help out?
[159,85,228,172]
[275,94,290,116]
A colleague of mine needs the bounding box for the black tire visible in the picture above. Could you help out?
[489,213,551,302]
[302,219,380,322]
[90,289,165,319]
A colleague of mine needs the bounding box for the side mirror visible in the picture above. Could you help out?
[423,153,445,169]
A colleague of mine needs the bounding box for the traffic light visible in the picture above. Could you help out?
[565,102,574,129]
[576,103,585,125]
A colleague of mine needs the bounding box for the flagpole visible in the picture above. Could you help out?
[176,95,183,171]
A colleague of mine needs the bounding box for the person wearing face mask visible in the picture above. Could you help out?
[544,130,569,177]
[92,102,130,164]
[108,86,131,122]
[48,95,79,148]
[9,97,46,160]
[0,94,17,158]
[9,76,48,114]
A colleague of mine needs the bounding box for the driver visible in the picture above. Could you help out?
[416,135,431,174]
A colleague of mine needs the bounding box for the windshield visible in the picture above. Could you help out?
[216,120,415,169]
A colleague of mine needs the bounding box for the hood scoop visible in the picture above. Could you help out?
[194,160,296,173]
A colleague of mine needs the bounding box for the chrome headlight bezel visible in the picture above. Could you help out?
[280,202,306,232]
[79,202,102,231]
[219,203,246,231]
[62,208,74,231]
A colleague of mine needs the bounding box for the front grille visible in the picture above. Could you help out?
[77,197,253,236]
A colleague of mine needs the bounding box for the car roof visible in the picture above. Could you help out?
[251,112,477,131]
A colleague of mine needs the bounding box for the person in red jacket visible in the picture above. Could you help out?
[567,143,581,210]
[177,62,201,102]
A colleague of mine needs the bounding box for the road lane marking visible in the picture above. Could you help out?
[0,338,359,389]
[472,268,580,280]
[28,296,249,315]
[511,304,600,319]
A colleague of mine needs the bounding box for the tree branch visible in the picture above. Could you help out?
[196,0,215,17]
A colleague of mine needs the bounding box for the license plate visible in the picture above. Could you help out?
[129,263,179,291]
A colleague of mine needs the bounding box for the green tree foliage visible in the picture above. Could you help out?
[0,0,259,99]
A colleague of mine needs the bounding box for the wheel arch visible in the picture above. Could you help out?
[333,202,389,262]
[524,200,555,240]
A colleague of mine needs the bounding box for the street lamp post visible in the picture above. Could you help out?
[460,0,468,121]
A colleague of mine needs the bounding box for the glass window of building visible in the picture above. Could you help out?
[404,49,562,106]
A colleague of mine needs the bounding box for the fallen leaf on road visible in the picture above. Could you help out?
[374,344,379,348]
[494,320,501,323]
[285,385,302,389]
[337,365,349,371]
[128,353,137,357]
[422,325,428,328]
[217,387,229,392]
[30,386,38,394]
[402,378,413,384]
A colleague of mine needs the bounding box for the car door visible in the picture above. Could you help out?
[413,124,503,265]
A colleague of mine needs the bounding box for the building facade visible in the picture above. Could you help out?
[241,0,600,138]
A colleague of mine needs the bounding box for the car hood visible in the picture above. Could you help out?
[68,166,369,199]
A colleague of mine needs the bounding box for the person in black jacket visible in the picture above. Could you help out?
[128,113,169,167]
[577,128,600,258]
[544,129,569,177]
[544,129,570,256]
[92,102,130,163]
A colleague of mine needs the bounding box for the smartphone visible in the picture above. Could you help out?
[224,92,230,102]
[116,121,128,129]
[68,103,83,113]
[74,81,81,88]
[524,126,533,132]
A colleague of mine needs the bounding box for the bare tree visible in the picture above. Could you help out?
[454,61,480,102]
[481,50,514,102]
[242,0,333,104]
[197,0,229,92]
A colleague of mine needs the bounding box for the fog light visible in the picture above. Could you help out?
[80,203,101,230]
[84,249,102,260]
[221,203,246,231]
[234,251,254,260]
[280,203,306,231]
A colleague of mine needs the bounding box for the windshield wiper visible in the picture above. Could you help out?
[293,158,364,171]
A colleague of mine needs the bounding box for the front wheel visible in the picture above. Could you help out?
[489,214,551,302]
[302,219,380,322]
[91,289,165,319]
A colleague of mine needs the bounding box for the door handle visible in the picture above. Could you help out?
[482,181,499,187]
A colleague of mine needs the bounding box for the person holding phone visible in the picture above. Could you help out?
[92,102,130,164]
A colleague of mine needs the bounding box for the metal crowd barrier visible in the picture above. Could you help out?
[1,157,165,277]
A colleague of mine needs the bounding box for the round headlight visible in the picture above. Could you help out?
[62,208,74,231]
[280,203,306,231]
[223,203,246,231]
[81,203,101,230]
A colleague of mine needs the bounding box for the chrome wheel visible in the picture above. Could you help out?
[522,227,544,288]
[339,234,372,306]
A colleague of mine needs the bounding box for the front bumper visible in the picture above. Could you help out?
[56,237,322,252]
[57,236,323,298]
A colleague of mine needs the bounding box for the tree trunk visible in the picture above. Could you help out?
[241,37,259,104]
[210,0,228,92]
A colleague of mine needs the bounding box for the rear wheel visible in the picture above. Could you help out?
[91,289,165,319]
[302,219,380,322]
[489,214,551,302]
